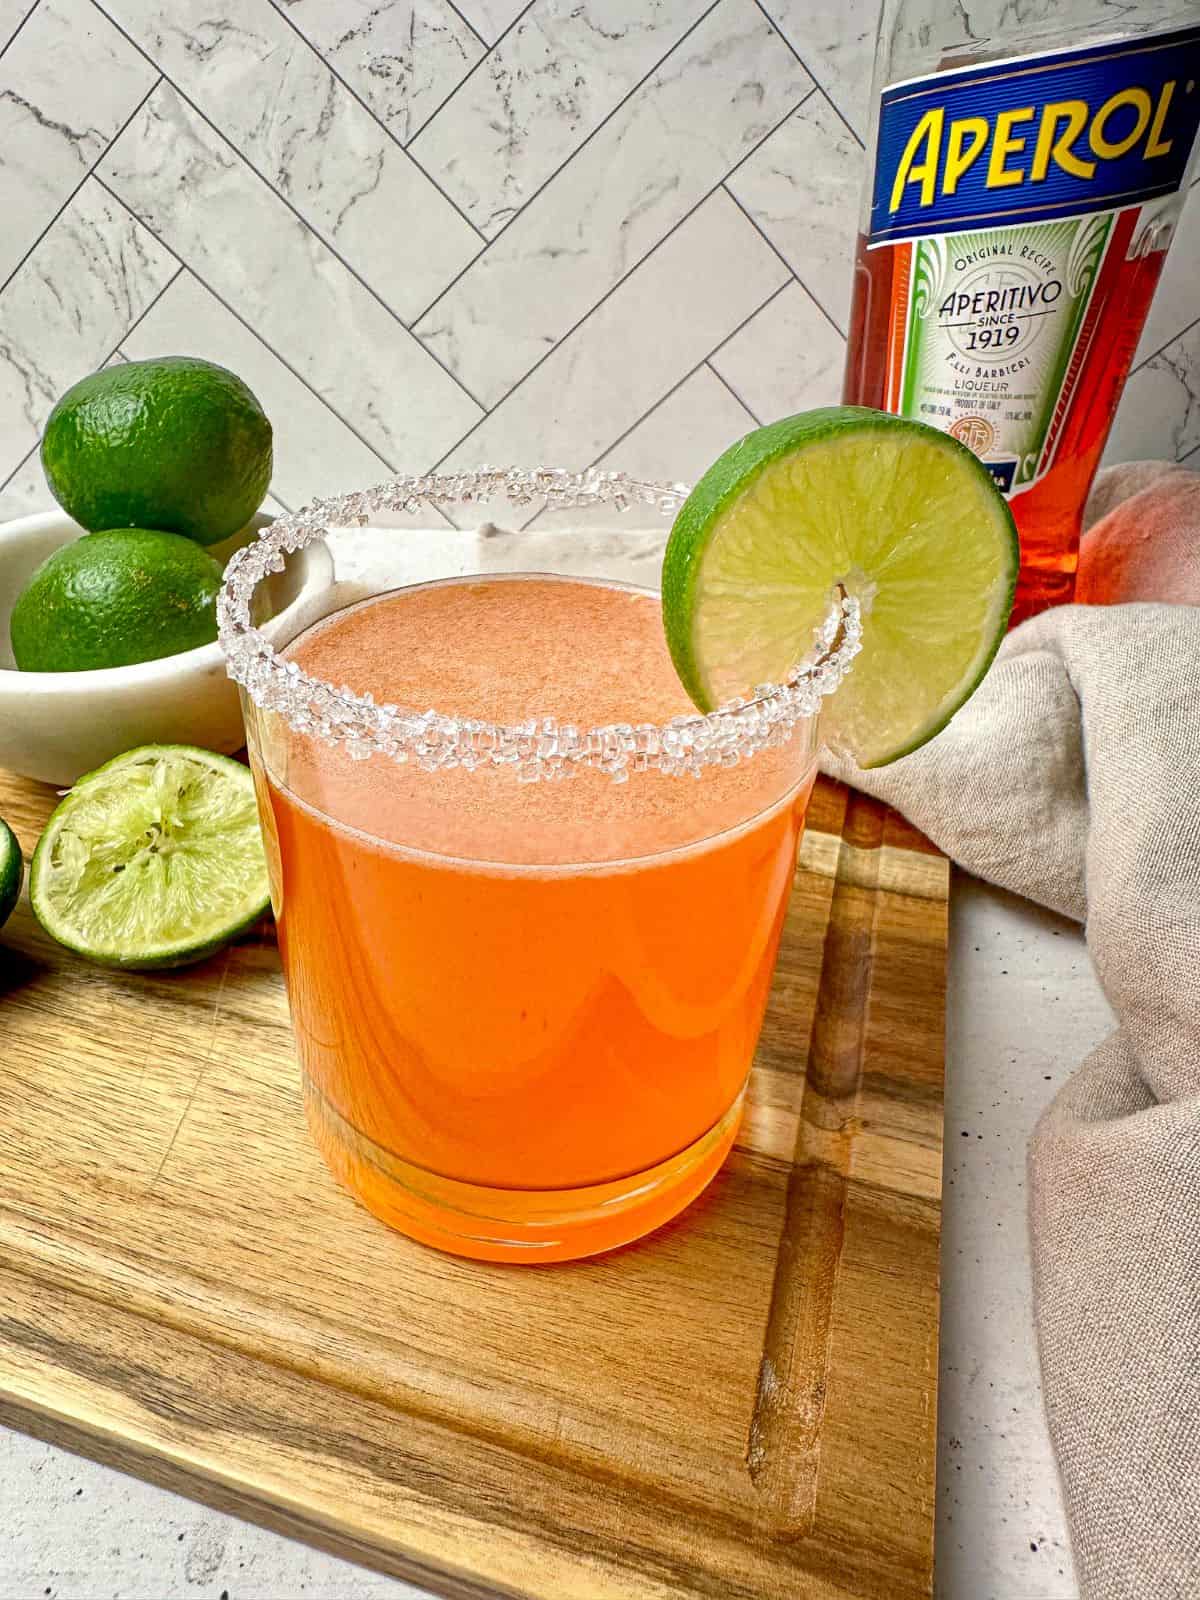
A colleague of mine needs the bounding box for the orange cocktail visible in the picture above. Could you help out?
[248,573,818,1262]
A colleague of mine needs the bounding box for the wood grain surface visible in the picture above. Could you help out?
[0,770,946,1600]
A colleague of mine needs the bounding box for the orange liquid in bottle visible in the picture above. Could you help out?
[255,576,816,1262]
[843,209,1167,625]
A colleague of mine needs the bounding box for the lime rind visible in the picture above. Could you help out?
[30,745,270,969]
[41,356,272,546]
[10,527,223,672]
[0,818,22,931]
[662,408,1017,768]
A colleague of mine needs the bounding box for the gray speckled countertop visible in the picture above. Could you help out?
[937,874,1112,1600]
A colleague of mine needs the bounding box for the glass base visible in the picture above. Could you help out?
[304,1079,744,1264]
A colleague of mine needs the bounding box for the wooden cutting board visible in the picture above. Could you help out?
[0,769,946,1600]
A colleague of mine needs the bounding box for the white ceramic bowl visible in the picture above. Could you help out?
[0,509,335,785]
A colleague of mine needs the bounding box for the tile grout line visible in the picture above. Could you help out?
[548,284,791,510]
[405,0,540,145]
[518,284,786,528]
[705,358,764,426]
[599,280,790,461]
[813,82,867,154]
[100,262,184,362]
[0,259,182,494]
[594,363,721,468]
[91,177,415,480]
[107,236,456,525]
[1132,310,1200,374]
[0,74,163,305]
[0,0,39,63]
[440,0,489,52]
[404,146,488,244]
[261,0,489,242]
[721,181,846,340]
[750,0,866,151]
[97,189,477,522]
[88,187,464,521]
[0,439,42,499]
[717,79,816,191]
[426,96,811,466]
[86,0,489,416]
[408,0,729,328]
[595,358,737,464]
[705,276,793,366]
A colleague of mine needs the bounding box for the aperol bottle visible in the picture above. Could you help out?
[844,0,1200,624]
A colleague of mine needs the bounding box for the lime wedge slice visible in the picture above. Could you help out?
[662,407,1018,767]
[30,745,269,968]
[0,817,22,931]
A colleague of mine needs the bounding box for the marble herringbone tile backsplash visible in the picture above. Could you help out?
[0,0,1196,525]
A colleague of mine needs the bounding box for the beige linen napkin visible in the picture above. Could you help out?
[823,463,1200,1600]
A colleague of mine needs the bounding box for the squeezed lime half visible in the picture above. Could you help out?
[31,745,269,968]
[662,406,1018,767]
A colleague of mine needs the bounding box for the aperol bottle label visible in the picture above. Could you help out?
[865,23,1200,497]
[893,214,1115,494]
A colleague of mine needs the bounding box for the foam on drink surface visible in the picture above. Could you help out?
[276,576,808,868]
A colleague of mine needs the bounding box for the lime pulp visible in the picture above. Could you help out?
[30,745,270,968]
[661,407,1018,767]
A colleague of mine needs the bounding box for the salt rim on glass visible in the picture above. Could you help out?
[216,467,862,784]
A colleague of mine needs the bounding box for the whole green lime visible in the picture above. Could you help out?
[41,356,272,546]
[10,528,224,672]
